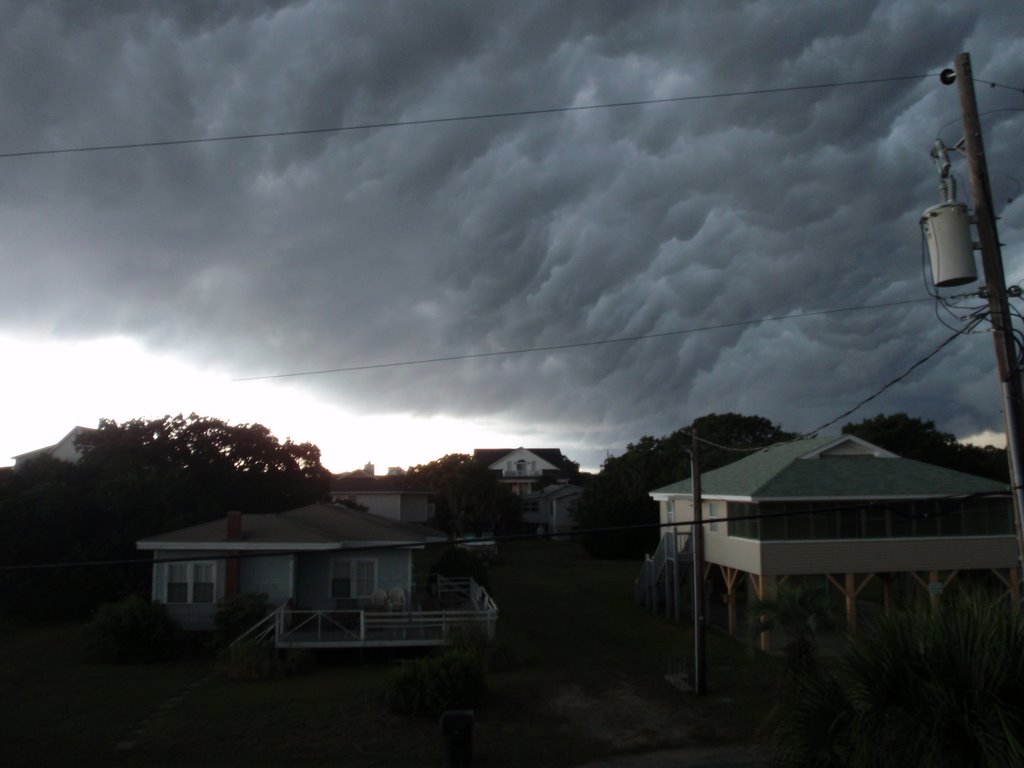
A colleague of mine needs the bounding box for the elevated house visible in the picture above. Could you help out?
[136,503,497,648]
[474,447,574,496]
[640,435,1019,647]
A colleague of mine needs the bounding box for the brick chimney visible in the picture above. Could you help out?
[226,510,242,540]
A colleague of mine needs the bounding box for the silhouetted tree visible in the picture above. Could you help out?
[408,454,519,536]
[576,413,794,558]
[842,413,1007,482]
[0,414,330,619]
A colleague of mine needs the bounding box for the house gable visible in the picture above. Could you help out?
[474,447,564,474]
[12,425,97,468]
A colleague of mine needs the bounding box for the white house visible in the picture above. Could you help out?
[474,447,573,496]
[11,426,96,469]
[521,483,584,534]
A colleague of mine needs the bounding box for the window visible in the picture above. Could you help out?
[167,563,189,603]
[728,502,759,539]
[666,500,675,524]
[707,502,720,533]
[330,558,377,600]
[192,563,215,603]
[165,562,216,604]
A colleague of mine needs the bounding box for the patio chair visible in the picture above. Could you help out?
[388,587,406,611]
[371,588,389,609]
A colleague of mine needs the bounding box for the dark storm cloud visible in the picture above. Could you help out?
[1,0,1022,467]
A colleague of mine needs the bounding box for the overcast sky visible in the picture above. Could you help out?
[2,1,1022,472]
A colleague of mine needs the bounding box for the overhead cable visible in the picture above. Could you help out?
[233,297,932,381]
[0,74,933,160]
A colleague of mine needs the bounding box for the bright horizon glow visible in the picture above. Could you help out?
[0,333,553,473]
[961,429,1007,449]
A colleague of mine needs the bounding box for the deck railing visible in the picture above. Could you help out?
[236,577,498,649]
[634,532,691,620]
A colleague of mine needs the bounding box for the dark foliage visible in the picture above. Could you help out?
[576,413,794,558]
[407,453,520,536]
[430,546,490,590]
[213,592,269,650]
[81,595,178,663]
[842,413,1008,482]
[386,649,485,716]
[750,581,834,676]
[225,640,313,681]
[767,594,1024,767]
[0,414,330,619]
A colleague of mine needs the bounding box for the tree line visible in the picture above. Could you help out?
[0,414,331,619]
[0,415,567,619]
[1,409,1006,617]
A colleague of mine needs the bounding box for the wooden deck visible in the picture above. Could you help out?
[234,577,498,649]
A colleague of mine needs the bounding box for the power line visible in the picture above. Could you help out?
[674,317,981,456]
[0,491,1004,573]
[0,74,933,160]
[973,77,1024,95]
[233,297,932,381]
[803,317,983,437]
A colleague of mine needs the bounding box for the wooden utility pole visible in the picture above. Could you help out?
[691,429,707,695]
[954,52,1024,571]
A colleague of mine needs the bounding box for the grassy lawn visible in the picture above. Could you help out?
[0,541,781,767]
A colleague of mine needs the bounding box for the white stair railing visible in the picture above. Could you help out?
[230,603,286,647]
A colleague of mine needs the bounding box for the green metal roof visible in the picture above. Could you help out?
[650,436,1007,499]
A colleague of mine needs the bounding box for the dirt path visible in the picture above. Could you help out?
[544,682,767,767]
[576,745,766,767]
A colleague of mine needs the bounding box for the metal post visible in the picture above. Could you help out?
[954,52,1024,573]
[691,429,707,695]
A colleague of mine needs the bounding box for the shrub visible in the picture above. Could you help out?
[430,547,489,590]
[386,650,484,716]
[283,648,315,676]
[767,593,1024,767]
[224,640,313,681]
[226,639,281,681]
[213,592,269,650]
[447,624,522,673]
[81,595,178,663]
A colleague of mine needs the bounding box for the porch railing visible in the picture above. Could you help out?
[235,577,498,648]
[634,531,691,621]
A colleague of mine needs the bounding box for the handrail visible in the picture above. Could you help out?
[231,602,286,647]
[234,577,498,647]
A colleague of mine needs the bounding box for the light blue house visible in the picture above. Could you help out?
[137,503,497,647]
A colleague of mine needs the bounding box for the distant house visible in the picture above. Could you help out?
[474,447,574,496]
[328,473,433,523]
[641,435,1019,647]
[522,483,584,534]
[136,503,497,647]
[11,425,96,469]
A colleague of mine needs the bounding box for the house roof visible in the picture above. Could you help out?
[11,425,96,463]
[137,503,447,551]
[473,448,568,470]
[328,475,431,494]
[651,435,1007,500]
